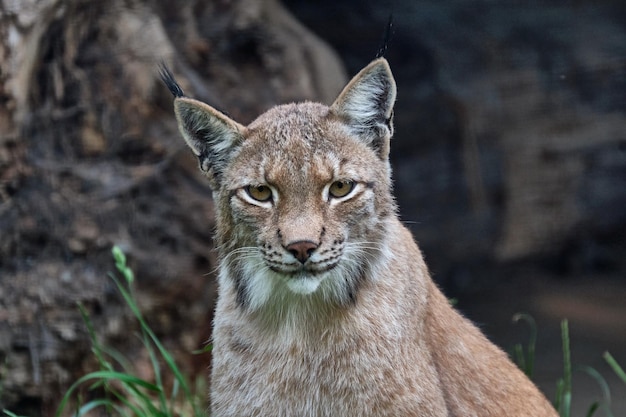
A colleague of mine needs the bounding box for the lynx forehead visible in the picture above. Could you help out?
[228,102,386,200]
[161,58,557,417]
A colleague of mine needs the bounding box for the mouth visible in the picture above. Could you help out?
[269,260,340,276]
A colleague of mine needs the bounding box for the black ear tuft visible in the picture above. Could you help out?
[158,62,185,98]
[375,15,394,59]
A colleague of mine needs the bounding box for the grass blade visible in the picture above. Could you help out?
[72,399,130,417]
[554,378,564,412]
[512,313,537,378]
[141,327,169,413]
[559,319,572,417]
[3,411,28,417]
[55,370,161,417]
[579,366,613,417]
[585,402,600,417]
[603,352,626,384]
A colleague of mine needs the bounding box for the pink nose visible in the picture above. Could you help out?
[286,241,319,264]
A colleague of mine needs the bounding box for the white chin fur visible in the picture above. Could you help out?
[286,275,323,295]
[230,245,381,311]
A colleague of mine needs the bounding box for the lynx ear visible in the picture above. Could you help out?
[160,64,246,188]
[330,58,397,158]
[173,98,246,187]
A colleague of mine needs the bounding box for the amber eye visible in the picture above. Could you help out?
[328,180,355,199]
[246,185,272,202]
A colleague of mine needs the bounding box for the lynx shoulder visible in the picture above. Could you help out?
[162,59,558,416]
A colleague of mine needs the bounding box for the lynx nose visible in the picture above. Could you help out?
[286,240,319,264]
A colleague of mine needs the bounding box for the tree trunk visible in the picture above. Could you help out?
[0,0,347,414]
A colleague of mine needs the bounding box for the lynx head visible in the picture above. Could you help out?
[162,59,397,315]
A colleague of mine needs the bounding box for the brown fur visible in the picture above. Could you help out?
[164,58,558,416]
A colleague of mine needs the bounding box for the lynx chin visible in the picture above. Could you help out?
[161,58,558,416]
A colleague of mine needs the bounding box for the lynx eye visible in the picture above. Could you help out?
[246,185,272,202]
[328,180,355,199]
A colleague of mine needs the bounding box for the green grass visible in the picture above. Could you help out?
[3,246,625,416]
[512,313,538,379]
[513,316,625,417]
[51,246,208,417]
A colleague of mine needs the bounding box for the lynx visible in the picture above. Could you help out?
[161,58,557,416]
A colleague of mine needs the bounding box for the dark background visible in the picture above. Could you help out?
[282,0,626,413]
[283,0,626,412]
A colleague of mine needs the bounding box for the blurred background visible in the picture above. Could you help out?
[1,0,624,415]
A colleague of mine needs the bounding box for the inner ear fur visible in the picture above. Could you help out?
[174,98,247,188]
[330,58,397,158]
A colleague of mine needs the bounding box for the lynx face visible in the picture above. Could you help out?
[220,102,394,310]
[161,59,396,312]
